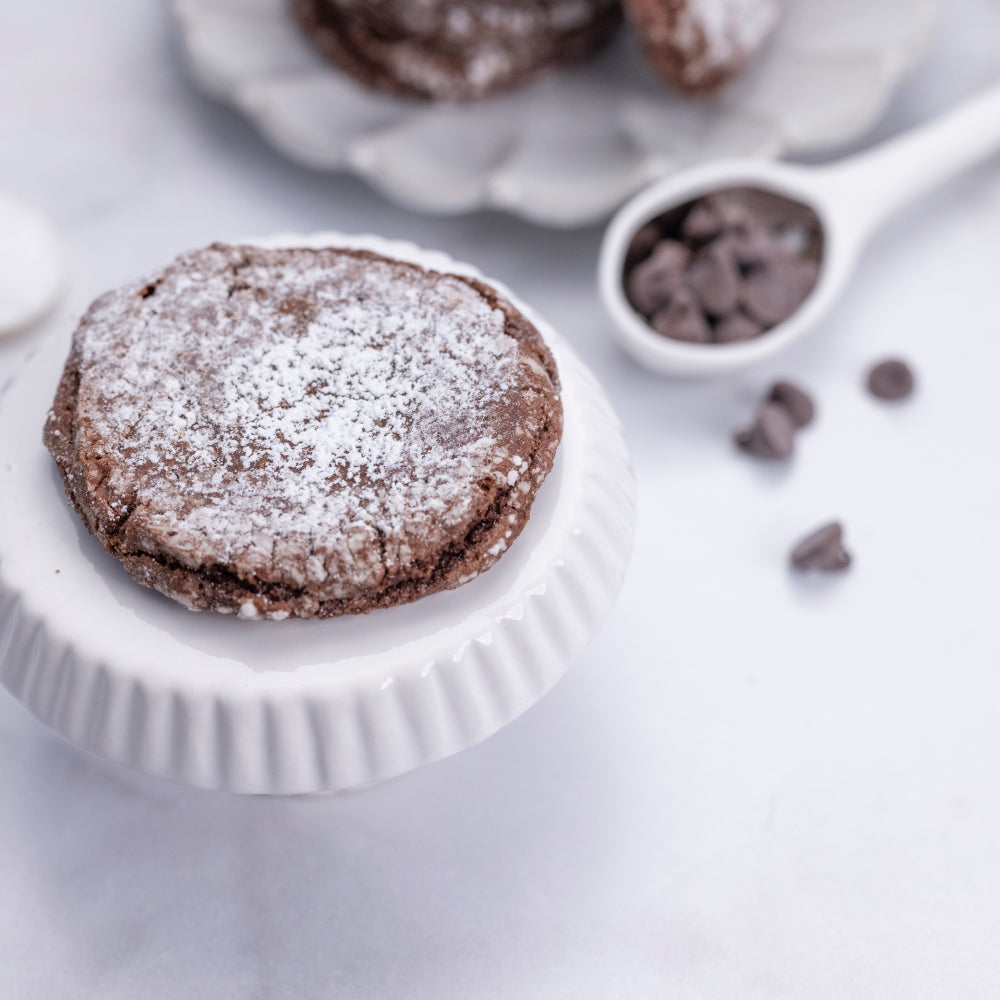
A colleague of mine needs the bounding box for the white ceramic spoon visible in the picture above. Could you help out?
[599,83,1000,377]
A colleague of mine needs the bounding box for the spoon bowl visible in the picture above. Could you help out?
[599,82,1000,377]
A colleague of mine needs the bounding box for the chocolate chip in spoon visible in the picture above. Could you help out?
[715,311,763,344]
[650,286,712,343]
[741,259,820,327]
[626,239,690,315]
[687,242,740,317]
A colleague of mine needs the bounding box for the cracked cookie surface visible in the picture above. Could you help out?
[44,243,562,620]
[623,0,782,95]
[290,0,622,101]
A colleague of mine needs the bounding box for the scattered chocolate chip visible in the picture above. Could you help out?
[767,380,815,428]
[687,242,740,318]
[741,259,820,326]
[866,358,915,401]
[625,222,661,269]
[790,521,851,572]
[626,239,691,315]
[734,401,796,460]
[715,311,763,344]
[734,379,816,459]
[650,286,712,343]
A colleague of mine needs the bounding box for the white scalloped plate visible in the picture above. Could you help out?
[172,0,939,226]
[0,233,635,794]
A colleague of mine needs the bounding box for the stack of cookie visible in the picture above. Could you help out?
[292,0,783,101]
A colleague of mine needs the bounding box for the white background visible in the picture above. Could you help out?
[2,2,1000,996]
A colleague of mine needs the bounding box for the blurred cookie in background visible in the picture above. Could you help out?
[291,0,623,101]
[623,0,783,94]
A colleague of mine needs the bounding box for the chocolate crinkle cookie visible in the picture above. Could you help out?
[291,0,623,101]
[622,0,783,95]
[44,244,563,620]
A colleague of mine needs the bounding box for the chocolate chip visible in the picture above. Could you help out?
[715,311,763,344]
[625,222,661,269]
[682,200,725,243]
[682,192,753,244]
[741,259,820,326]
[650,239,691,271]
[711,192,755,231]
[866,359,915,401]
[687,242,740,317]
[767,380,815,428]
[719,228,767,268]
[725,226,803,268]
[626,240,691,315]
[650,286,712,343]
[790,521,851,571]
[734,401,796,459]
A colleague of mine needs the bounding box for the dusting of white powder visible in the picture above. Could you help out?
[681,0,781,80]
[75,247,533,570]
[347,0,616,99]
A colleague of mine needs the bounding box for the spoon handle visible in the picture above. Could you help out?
[817,81,1000,240]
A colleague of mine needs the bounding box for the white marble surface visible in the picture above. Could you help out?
[2,2,1000,996]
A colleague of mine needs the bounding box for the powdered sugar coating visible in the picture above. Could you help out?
[627,0,781,94]
[688,0,781,66]
[292,0,621,101]
[46,244,562,619]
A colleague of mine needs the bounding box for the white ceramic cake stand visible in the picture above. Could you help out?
[0,233,635,795]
